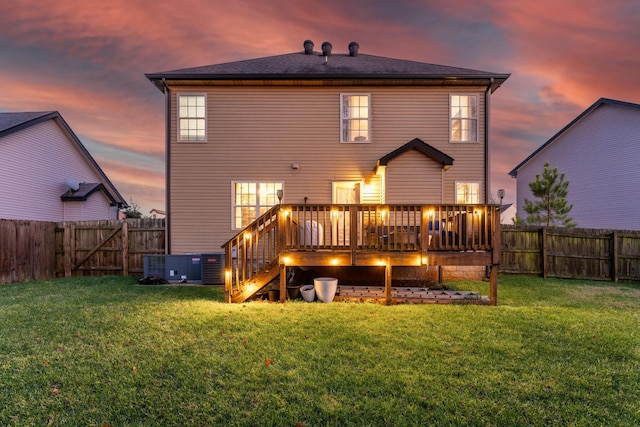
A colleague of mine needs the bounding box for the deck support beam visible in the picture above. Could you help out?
[279,263,287,302]
[384,257,392,305]
[489,265,498,306]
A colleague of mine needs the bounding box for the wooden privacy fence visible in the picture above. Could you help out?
[1,218,165,284]
[501,225,640,282]
[3,219,640,285]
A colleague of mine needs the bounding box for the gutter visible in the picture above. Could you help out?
[162,78,171,254]
[484,78,494,203]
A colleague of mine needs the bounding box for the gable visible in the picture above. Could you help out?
[0,111,127,208]
[376,138,454,171]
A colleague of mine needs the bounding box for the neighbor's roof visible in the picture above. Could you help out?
[0,111,128,207]
[508,98,640,177]
[146,41,509,92]
[0,111,57,135]
[60,182,120,205]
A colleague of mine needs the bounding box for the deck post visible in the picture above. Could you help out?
[279,263,287,302]
[489,265,498,306]
[350,206,358,265]
[385,257,392,304]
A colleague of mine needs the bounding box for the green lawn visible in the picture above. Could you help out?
[1,275,639,426]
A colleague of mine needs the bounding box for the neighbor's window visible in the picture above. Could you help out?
[341,94,369,143]
[233,182,283,229]
[456,182,480,204]
[450,94,478,142]
[178,94,206,142]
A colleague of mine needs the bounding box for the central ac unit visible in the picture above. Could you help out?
[143,255,166,278]
[201,253,225,284]
[165,255,202,282]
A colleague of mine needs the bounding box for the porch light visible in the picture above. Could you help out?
[421,256,429,266]
[376,259,386,266]
[381,208,389,223]
[363,180,372,195]
[244,231,252,240]
[282,256,291,265]
[331,258,340,265]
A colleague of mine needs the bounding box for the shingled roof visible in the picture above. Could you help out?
[0,111,56,136]
[146,40,509,92]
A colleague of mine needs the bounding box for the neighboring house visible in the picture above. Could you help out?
[0,111,127,221]
[509,98,640,231]
[149,208,166,218]
[500,203,517,225]
[146,40,509,254]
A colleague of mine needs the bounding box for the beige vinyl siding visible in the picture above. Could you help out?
[361,175,382,204]
[168,86,487,253]
[384,150,443,204]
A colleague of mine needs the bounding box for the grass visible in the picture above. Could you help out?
[1,275,639,426]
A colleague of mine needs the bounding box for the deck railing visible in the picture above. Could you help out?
[222,204,499,301]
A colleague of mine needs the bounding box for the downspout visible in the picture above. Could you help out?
[162,78,171,254]
[484,78,494,203]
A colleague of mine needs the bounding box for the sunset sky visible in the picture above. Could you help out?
[2,0,639,214]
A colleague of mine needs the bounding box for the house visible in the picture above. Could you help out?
[149,208,166,218]
[500,203,517,225]
[0,111,127,221]
[146,40,509,303]
[509,98,640,231]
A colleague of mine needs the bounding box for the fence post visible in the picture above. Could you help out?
[612,231,619,283]
[121,220,129,276]
[63,222,75,277]
[541,227,547,278]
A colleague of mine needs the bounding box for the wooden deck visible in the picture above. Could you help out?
[222,204,501,305]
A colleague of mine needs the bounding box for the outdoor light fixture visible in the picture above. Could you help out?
[276,189,283,204]
[497,189,505,205]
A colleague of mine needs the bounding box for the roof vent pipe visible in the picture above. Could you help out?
[303,40,314,55]
[321,41,332,56]
[348,41,359,57]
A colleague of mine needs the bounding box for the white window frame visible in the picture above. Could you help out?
[177,93,206,142]
[231,181,283,230]
[455,181,480,204]
[340,93,370,143]
[449,94,478,143]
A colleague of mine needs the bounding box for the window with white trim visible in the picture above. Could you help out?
[178,94,206,142]
[233,182,283,229]
[450,94,478,142]
[456,182,480,204]
[341,94,369,143]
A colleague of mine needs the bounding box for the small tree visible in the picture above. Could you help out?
[523,161,575,227]
[122,199,143,219]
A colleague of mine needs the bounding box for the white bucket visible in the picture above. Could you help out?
[313,277,338,303]
[300,284,316,302]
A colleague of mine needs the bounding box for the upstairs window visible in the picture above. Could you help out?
[341,94,369,143]
[233,182,283,229]
[178,94,206,142]
[456,182,480,204]
[450,94,478,142]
